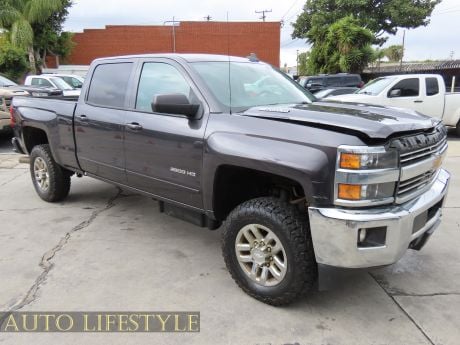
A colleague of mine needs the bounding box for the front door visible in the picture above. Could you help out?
[123,59,208,208]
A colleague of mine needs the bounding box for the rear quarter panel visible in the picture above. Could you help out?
[13,97,79,169]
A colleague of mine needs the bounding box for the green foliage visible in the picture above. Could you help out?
[293,0,440,45]
[292,0,440,73]
[384,45,404,62]
[306,16,374,74]
[297,52,311,76]
[0,0,73,72]
[0,37,28,81]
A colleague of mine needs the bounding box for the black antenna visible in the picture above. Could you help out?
[255,9,272,22]
[227,11,232,115]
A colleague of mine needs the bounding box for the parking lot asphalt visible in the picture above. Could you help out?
[0,133,459,345]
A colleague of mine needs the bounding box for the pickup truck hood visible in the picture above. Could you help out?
[241,101,436,140]
[326,93,378,103]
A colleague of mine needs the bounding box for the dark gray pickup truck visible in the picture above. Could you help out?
[11,54,450,305]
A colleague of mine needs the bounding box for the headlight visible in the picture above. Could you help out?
[335,146,399,207]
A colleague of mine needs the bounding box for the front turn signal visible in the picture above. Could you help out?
[340,153,361,169]
[338,184,361,200]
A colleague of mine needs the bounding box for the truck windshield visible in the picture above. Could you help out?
[51,77,74,90]
[191,61,315,112]
[0,75,17,87]
[357,77,396,95]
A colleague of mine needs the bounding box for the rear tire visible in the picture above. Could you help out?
[30,144,71,202]
[222,197,317,306]
[456,120,460,137]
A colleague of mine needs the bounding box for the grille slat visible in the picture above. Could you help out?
[400,139,447,165]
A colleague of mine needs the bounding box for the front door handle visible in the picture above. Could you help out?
[77,114,89,122]
[414,100,424,103]
[126,122,143,131]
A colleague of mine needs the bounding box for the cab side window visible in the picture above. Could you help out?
[388,78,419,97]
[426,78,439,96]
[135,62,193,113]
[32,78,53,87]
[87,63,133,108]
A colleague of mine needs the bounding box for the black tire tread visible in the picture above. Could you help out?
[30,144,71,202]
[222,197,317,306]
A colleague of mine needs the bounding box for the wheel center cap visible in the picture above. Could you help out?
[252,248,268,265]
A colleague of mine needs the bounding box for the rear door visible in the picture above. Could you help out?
[123,58,208,208]
[74,61,135,183]
[421,76,444,119]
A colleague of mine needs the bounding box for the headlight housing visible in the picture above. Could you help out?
[335,145,399,207]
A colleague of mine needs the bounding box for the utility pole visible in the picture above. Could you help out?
[163,17,179,53]
[204,15,212,21]
[255,9,272,22]
[399,30,405,72]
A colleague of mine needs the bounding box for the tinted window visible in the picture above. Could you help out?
[426,77,439,96]
[325,77,342,86]
[343,76,360,86]
[62,76,83,88]
[87,63,133,108]
[32,78,53,87]
[307,77,324,86]
[136,63,192,112]
[390,78,419,97]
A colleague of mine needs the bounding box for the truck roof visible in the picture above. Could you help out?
[93,53,262,64]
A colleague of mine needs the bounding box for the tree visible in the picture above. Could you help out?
[0,0,69,73]
[304,16,374,74]
[32,0,74,68]
[0,36,28,81]
[292,0,440,46]
[384,45,404,62]
[297,51,310,76]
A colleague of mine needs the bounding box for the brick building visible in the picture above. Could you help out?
[48,21,280,68]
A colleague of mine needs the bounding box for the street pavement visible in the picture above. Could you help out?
[0,132,459,345]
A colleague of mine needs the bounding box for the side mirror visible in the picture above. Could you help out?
[389,89,401,98]
[152,93,200,118]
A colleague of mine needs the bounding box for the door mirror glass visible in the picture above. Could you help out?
[389,89,402,98]
[152,93,200,118]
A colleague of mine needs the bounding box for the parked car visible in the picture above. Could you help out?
[24,75,80,97]
[0,75,29,133]
[327,74,460,135]
[313,87,358,100]
[41,74,85,89]
[298,73,363,93]
[11,54,450,305]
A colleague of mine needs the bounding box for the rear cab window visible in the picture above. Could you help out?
[425,77,439,96]
[87,62,133,108]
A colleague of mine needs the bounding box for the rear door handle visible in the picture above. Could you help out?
[414,100,424,103]
[77,114,89,122]
[126,122,143,131]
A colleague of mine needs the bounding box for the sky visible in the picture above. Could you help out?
[63,0,460,67]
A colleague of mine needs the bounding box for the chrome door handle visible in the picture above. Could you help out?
[77,114,89,122]
[126,122,143,131]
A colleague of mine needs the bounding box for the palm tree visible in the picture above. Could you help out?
[0,0,64,74]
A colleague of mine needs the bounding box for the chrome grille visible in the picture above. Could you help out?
[392,125,448,204]
[400,138,447,166]
[397,170,437,197]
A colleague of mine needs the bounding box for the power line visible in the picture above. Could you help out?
[255,9,272,22]
[281,0,302,20]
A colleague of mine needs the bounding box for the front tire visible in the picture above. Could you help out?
[222,197,317,306]
[30,144,71,202]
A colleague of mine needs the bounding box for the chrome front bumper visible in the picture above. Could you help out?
[308,169,450,268]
